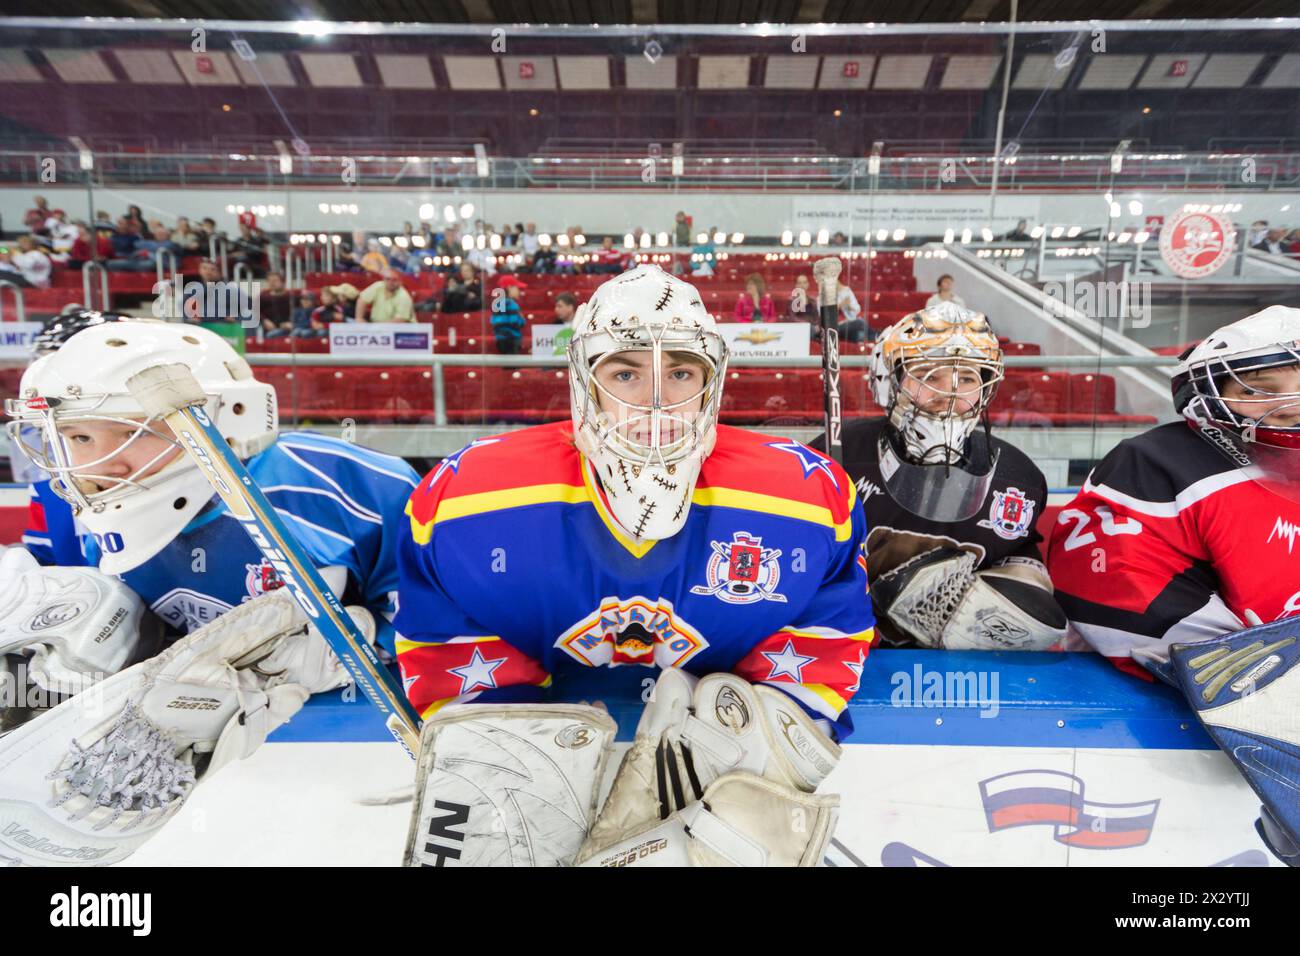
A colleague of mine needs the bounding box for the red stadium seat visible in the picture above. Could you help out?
[1069,373,1117,415]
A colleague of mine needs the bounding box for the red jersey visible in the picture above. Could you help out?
[1047,421,1300,678]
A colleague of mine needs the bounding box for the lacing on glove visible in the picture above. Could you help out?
[49,702,196,832]
[890,550,978,638]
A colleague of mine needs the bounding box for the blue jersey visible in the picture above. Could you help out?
[27,433,418,654]
[396,422,876,739]
[24,480,91,567]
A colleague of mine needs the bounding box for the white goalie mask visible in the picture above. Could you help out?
[568,264,728,541]
[6,321,278,574]
[869,303,1005,522]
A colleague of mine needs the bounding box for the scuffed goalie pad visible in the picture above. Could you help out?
[404,705,616,867]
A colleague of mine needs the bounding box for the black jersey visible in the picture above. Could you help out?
[812,417,1049,647]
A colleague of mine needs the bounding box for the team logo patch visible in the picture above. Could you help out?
[555,596,708,668]
[691,532,787,605]
[153,589,233,632]
[244,558,284,599]
[978,488,1035,541]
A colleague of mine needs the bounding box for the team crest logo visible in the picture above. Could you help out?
[555,596,709,668]
[1159,209,1235,280]
[979,488,1035,541]
[691,532,787,605]
[244,558,284,598]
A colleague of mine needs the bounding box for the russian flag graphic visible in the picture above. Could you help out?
[979,769,1160,850]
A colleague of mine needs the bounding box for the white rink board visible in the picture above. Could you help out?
[125,741,1276,867]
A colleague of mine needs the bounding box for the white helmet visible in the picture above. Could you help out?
[6,321,277,573]
[1172,305,1300,500]
[869,302,1005,521]
[568,264,728,541]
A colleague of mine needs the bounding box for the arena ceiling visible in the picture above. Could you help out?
[1,0,1295,24]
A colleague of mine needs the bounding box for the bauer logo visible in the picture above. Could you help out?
[49,885,151,936]
[1229,655,1282,694]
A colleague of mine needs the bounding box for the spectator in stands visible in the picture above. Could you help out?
[93,210,116,232]
[171,217,202,254]
[68,222,112,269]
[821,277,865,343]
[360,239,390,274]
[691,230,717,278]
[23,196,51,235]
[673,211,691,247]
[829,231,849,247]
[1287,229,1300,256]
[925,274,966,309]
[125,205,145,234]
[110,222,180,272]
[258,271,294,337]
[109,216,139,259]
[466,243,499,277]
[1253,227,1290,255]
[554,292,577,325]
[491,275,527,356]
[180,259,228,323]
[44,210,78,256]
[1002,219,1032,241]
[520,222,540,260]
[1248,220,1269,248]
[591,236,625,274]
[788,275,813,320]
[230,221,267,274]
[734,273,776,323]
[442,262,483,313]
[356,269,414,323]
[0,236,51,288]
[310,286,353,329]
[290,291,323,338]
[198,217,218,245]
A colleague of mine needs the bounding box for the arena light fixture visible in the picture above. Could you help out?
[640,233,652,249]
[868,141,883,177]
[295,19,333,37]
[489,233,502,250]
[1111,139,1131,174]
[696,232,708,244]
[1118,232,1132,243]
[474,144,490,178]
[557,234,571,247]
[1128,200,1143,216]
[876,228,888,242]
[443,205,456,222]
[539,234,552,248]
[1030,225,1045,239]
[412,236,426,248]
[459,203,474,220]
[713,230,727,244]
[656,232,669,246]
[798,231,812,246]
[730,232,744,244]
[816,228,829,245]
[981,227,994,242]
[624,233,635,249]
[892,228,906,242]
[461,235,475,251]
[672,143,684,178]
[418,203,435,220]
[395,237,408,248]
[1067,225,1081,237]
[780,230,793,246]
[1051,226,1064,238]
[943,228,955,244]
[69,136,93,172]
[575,233,586,245]
[1135,230,1151,243]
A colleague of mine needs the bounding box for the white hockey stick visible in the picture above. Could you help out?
[125,363,421,758]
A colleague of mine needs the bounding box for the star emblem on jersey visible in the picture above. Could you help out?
[978,487,1036,541]
[690,531,787,605]
[428,438,502,488]
[448,646,507,694]
[761,639,816,682]
[765,440,840,491]
[844,648,866,694]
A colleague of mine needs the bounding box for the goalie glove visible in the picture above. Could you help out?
[871,547,1068,650]
[576,669,841,867]
[0,547,150,697]
[0,587,371,867]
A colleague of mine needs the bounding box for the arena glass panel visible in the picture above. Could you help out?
[0,19,1295,491]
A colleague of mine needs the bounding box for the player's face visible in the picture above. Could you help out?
[903,362,984,416]
[594,350,708,445]
[57,417,180,493]
[1221,365,1300,426]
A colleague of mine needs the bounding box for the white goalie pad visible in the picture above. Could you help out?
[873,548,1068,650]
[0,588,332,867]
[0,547,148,696]
[577,669,842,866]
[579,772,839,868]
[404,704,617,867]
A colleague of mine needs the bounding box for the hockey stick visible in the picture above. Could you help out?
[125,363,421,758]
[812,257,844,465]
